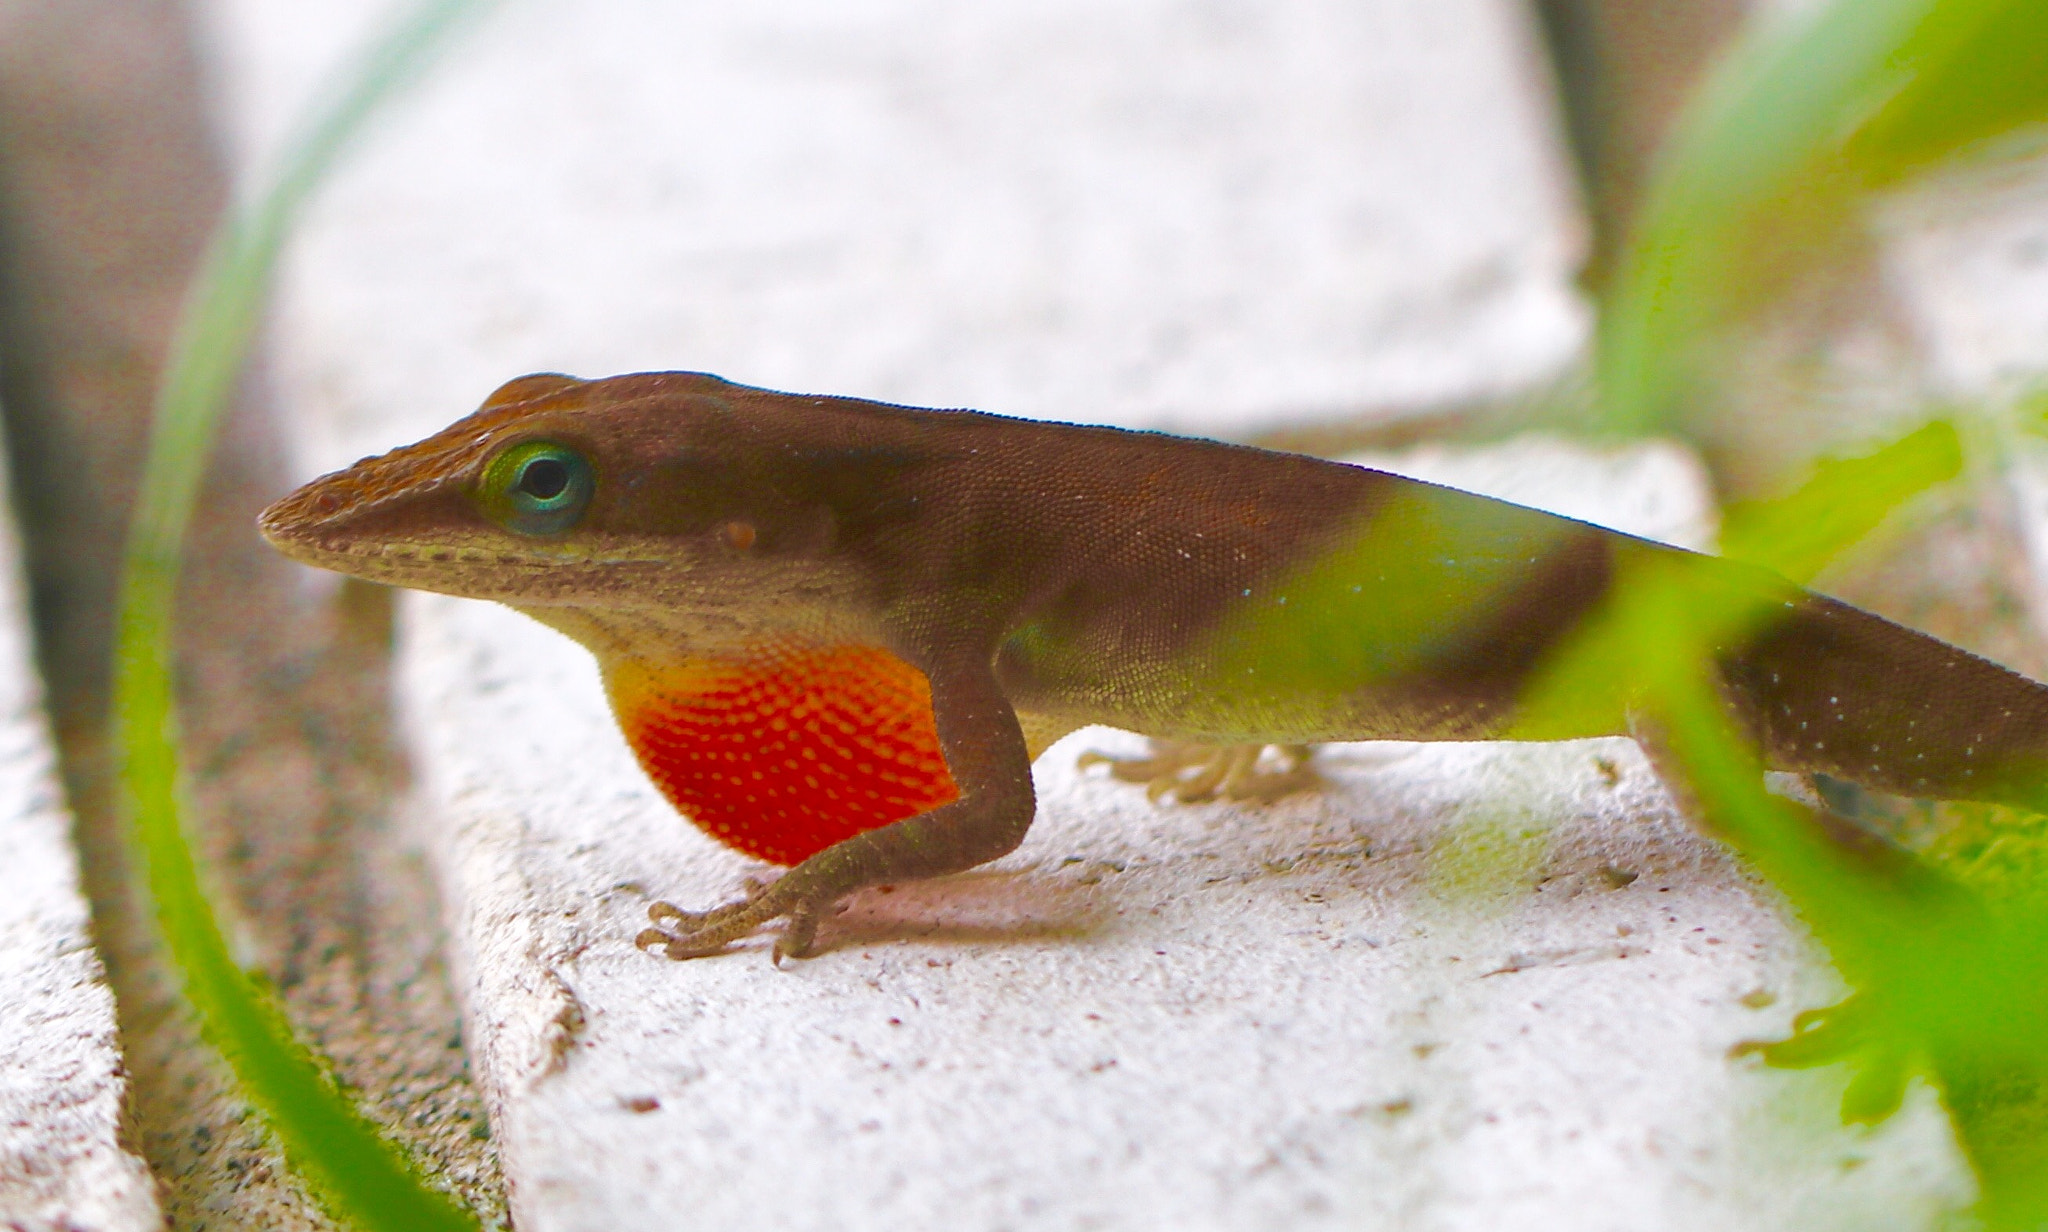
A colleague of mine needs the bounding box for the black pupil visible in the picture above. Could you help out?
[518,457,570,501]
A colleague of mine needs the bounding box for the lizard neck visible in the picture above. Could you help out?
[597,636,959,866]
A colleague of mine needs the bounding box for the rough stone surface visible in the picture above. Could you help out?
[0,461,159,1229]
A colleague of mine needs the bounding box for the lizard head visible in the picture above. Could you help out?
[266,372,971,865]
[258,370,857,619]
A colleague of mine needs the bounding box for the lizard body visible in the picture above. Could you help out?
[261,372,2048,959]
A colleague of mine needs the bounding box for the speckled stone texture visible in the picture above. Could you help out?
[0,460,159,1229]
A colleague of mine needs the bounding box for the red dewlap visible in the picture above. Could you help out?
[604,641,960,866]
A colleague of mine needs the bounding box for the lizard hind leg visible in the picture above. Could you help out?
[1079,738,1318,804]
[1628,711,1932,873]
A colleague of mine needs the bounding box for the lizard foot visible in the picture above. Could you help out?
[1079,739,1317,804]
[636,875,829,964]
[1731,996,1909,1124]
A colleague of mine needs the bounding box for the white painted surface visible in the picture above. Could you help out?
[0,463,161,1228]
[203,0,1585,469]
[203,0,1975,1226]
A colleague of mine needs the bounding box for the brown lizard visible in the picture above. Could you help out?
[259,371,2048,961]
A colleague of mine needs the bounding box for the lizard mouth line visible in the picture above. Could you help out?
[264,534,670,572]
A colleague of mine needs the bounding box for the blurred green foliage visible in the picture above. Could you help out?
[1600,0,2048,438]
[1851,2,2048,182]
[1587,0,2048,1224]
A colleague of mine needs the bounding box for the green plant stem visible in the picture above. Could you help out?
[113,1,494,1227]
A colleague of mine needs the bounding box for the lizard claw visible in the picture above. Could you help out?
[773,898,826,964]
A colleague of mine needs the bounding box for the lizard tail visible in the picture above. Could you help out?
[1717,593,2048,815]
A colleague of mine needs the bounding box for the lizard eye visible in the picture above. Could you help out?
[479,440,594,535]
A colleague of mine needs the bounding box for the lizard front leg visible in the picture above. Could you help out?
[638,646,1037,963]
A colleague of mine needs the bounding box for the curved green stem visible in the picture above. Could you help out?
[113,2,495,1227]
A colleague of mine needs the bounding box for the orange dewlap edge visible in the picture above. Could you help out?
[602,640,960,866]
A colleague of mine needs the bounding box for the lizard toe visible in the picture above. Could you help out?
[638,877,819,961]
[772,901,825,964]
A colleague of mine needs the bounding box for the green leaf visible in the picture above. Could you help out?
[1849,1,2048,182]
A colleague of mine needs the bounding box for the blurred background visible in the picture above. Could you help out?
[1,0,2044,1227]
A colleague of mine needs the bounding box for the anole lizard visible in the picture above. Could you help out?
[261,371,2048,962]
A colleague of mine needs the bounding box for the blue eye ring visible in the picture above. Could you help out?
[479,440,595,536]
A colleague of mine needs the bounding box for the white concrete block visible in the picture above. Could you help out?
[207,0,1969,1224]
[203,0,1586,468]
[394,436,1969,1231]
[1876,155,2048,630]
[1346,434,1720,551]
[1881,153,2048,402]
[0,465,160,1227]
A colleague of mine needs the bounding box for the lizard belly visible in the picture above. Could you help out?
[1000,662,1541,745]
[995,610,1622,745]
